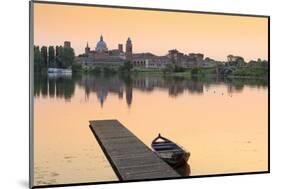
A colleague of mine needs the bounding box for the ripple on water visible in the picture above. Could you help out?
[64,156,76,159]
[50,172,60,177]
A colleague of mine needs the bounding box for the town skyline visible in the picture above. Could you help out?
[34,3,268,62]
[34,34,267,63]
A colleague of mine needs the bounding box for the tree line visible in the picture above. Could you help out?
[34,45,75,72]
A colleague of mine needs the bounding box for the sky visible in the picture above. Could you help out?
[34,3,268,61]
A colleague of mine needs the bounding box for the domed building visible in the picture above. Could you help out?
[95,35,108,52]
[76,34,207,70]
[76,35,129,68]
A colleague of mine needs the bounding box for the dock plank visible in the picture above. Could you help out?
[89,119,180,181]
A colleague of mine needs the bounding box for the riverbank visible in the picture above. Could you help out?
[131,66,268,80]
[36,65,268,81]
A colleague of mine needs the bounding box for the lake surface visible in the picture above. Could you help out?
[33,73,268,186]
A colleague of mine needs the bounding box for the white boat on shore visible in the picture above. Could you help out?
[47,68,72,78]
[48,68,72,74]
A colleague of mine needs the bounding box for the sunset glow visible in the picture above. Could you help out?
[34,3,268,61]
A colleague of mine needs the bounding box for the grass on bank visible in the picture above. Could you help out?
[71,62,268,80]
[232,67,268,78]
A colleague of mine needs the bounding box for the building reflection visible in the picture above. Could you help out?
[77,74,124,107]
[34,73,268,106]
[131,76,204,96]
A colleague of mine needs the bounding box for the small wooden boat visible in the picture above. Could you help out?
[151,134,190,168]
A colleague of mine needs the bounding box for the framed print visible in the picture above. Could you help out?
[30,1,269,188]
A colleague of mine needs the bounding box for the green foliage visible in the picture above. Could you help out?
[72,63,82,72]
[233,67,268,78]
[191,67,202,76]
[48,46,55,67]
[237,58,245,67]
[103,67,117,74]
[61,47,75,68]
[226,56,245,67]
[162,64,175,74]
[162,64,185,73]
[119,61,133,72]
[40,46,48,67]
[248,59,268,68]
[55,46,75,68]
[34,45,76,72]
[89,67,101,74]
[174,65,185,72]
[55,46,63,68]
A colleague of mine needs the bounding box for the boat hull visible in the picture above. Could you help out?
[151,134,190,168]
[158,151,190,168]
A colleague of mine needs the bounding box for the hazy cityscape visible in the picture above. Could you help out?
[34,34,268,80]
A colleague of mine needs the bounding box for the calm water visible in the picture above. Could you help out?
[33,73,268,186]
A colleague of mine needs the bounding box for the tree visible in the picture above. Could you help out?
[55,46,60,58]
[55,45,63,68]
[40,46,48,67]
[174,65,185,72]
[236,57,245,67]
[48,46,55,67]
[120,61,133,72]
[34,44,76,70]
[72,63,82,72]
[54,46,75,68]
[162,63,174,74]
[61,47,75,68]
[191,67,202,76]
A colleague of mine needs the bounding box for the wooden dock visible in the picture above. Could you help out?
[89,119,180,181]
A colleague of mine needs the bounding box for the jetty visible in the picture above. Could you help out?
[89,119,180,181]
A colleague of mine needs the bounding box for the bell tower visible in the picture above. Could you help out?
[125,37,133,62]
[85,42,90,55]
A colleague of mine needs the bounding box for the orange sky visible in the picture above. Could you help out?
[34,2,268,61]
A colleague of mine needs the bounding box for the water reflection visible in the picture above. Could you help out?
[34,73,268,106]
[34,73,76,100]
[34,73,268,185]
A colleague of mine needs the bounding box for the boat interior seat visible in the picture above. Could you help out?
[153,143,177,150]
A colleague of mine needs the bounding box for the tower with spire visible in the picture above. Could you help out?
[85,41,90,55]
[125,37,133,62]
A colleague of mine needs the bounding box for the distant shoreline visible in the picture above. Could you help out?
[36,69,268,81]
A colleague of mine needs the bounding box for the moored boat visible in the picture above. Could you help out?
[151,134,190,168]
[48,68,72,74]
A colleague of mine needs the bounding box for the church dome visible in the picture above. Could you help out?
[95,35,108,52]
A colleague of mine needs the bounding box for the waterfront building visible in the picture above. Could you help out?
[76,35,126,69]
[75,35,210,69]
[132,53,170,69]
[118,44,123,52]
[95,35,108,52]
[168,49,184,66]
[167,50,205,68]
[183,53,204,67]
